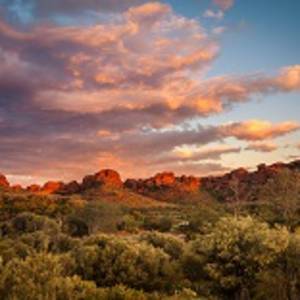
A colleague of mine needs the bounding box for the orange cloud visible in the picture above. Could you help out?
[221,120,299,141]
[194,98,223,115]
[277,65,300,91]
[126,2,171,27]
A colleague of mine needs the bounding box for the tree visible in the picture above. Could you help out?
[254,233,300,300]
[0,253,64,299]
[258,169,300,230]
[139,232,184,260]
[65,202,123,236]
[71,235,178,292]
[182,216,289,299]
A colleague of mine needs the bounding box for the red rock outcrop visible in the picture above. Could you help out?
[41,181,65,194]
[124,171,201,201]
[177,175,201,192]
[1,159,299,202]
[81,169,123,190]
[58,181,81,194]
[202,160,300,202]
[27,184,41,193]
[0,174,9,188]
[153,172,176,187]
[11,184,23,192]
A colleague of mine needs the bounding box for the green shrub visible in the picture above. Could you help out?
[182,216,289,299]
[139,232,184,260]
[71,235,178,292]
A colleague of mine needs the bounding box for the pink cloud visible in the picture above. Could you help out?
[0,2,300,184]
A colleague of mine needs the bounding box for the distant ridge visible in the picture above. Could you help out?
[1,159,299,204]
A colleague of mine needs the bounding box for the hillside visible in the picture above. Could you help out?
[1,160,300,299]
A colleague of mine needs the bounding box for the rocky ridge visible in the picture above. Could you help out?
[1,160,299,203]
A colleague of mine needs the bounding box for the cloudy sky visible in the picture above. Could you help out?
[0,0,299,185]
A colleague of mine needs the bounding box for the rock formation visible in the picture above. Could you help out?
[11,184,23,192]
[201,160,300,202]
[81,169,123,190]
[1,159,299,202]
[124,171,201,202]
[58,180,81,194]
[41,181,64,194]
[27,184,41,193]
[0,174,9,188]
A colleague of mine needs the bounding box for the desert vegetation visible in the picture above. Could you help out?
[0,161,300,299]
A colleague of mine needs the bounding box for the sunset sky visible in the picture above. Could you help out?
[0,0,299,185]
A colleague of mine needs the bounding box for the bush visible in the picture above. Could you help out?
[0,253,64,299]
[182,216,289,299]
[71,234,178,292]
[143,216,173,232]
[65,202,123,236]
[139,232,184,260]
[254,233,300,300]
[6,212,60,236]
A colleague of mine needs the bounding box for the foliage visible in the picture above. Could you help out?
[139,232,184,260]
[1,174,300,299]
[182,216,289,299]
[143,216,173,232]
[254,233,300,300]
[65,201,123,236]
[71,234,178,292]
[257,169,300,229]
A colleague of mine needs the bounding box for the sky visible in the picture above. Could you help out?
[0,0,299,186]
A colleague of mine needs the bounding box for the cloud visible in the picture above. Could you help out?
[220,120,299,141]
[1,0,150,19]
[1,9,300,121]
[164,162,230,177]
[0,114,298,183]
[0,2,299,184]
[287,155,300,161]
[153,145,241,165]
[277,65,300,91]
[213,0,234,11]
[204,9,224,20]
[245,142,278,153]
[0,3,219,116]
[212,26,226,35]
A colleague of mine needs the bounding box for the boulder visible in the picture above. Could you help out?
[0,174,9,188]
[95,169,123,187]
[153,172,176,187]
[41,181,64,194]
[82,169,123,190]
